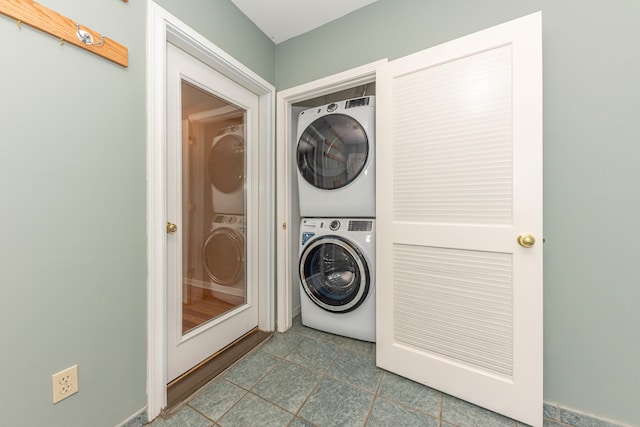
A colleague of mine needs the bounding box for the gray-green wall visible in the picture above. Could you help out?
[153,0,275,84]
[0,1,273,426]
[276,0,640,425]
[2,0,637,425]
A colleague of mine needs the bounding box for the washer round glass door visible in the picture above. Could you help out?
[299,236,370,313]
[202,227,244,286]
[297,114,369,190]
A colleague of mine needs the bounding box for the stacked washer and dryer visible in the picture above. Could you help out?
[201,124,246,304]
[296,96,376,342]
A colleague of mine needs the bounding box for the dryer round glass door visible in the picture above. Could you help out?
[299,236,370,313]
[208,134,244,193]
[202,227,245,286]
[297,114,369,190]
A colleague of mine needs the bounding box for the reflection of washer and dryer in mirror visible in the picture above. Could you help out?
[202,124,246,300]
[296,95,376,342]
[182,120,247,317]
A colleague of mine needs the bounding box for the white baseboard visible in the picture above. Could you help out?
[184,278,244,306]
[185,278,242,295]
[117,407,147,427]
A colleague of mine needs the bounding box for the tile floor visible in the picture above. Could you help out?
[148,316,528,427]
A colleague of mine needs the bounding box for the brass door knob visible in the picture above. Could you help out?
[166,222,177,234]
[517,233,535,248]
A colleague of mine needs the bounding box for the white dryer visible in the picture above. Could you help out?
[296,96,375,218]
[207,124,244,215]
[299,217,375,342]
[202,214,245,305]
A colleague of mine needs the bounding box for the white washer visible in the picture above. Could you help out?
[208,124,244,214]
[296,96,375,218]
[299,217,375,342]
[202,214,245,304]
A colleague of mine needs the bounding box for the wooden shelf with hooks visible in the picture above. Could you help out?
[0,0,128,67]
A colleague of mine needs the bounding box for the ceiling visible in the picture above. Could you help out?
[230,0,378,44]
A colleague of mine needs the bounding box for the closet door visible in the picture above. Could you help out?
[376,13,542,426]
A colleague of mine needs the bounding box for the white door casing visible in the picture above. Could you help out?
[376,12,542,427]
[165,43,260,382]
[147,1,275,419]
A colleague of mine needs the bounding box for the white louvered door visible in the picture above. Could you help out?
[376,13,542,426]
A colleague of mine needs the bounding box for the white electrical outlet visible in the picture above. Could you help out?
[52,365,78,403]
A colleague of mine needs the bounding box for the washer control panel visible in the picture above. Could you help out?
[348,220,373,232]
[301,218,373,245]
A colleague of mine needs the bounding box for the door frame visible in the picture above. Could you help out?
[275,60,384,332]
[146,1,275,419]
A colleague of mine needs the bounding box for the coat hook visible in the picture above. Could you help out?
[17,20,22,29]
[75,23,105,47]
[60,38,64,45]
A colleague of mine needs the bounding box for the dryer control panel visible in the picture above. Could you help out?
[345,97,371,109]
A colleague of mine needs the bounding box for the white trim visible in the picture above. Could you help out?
[146,1,275,420]
[184,278,244,297]
[146,2,167,418]
[115,406,147,427]
[275,60,385,332]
